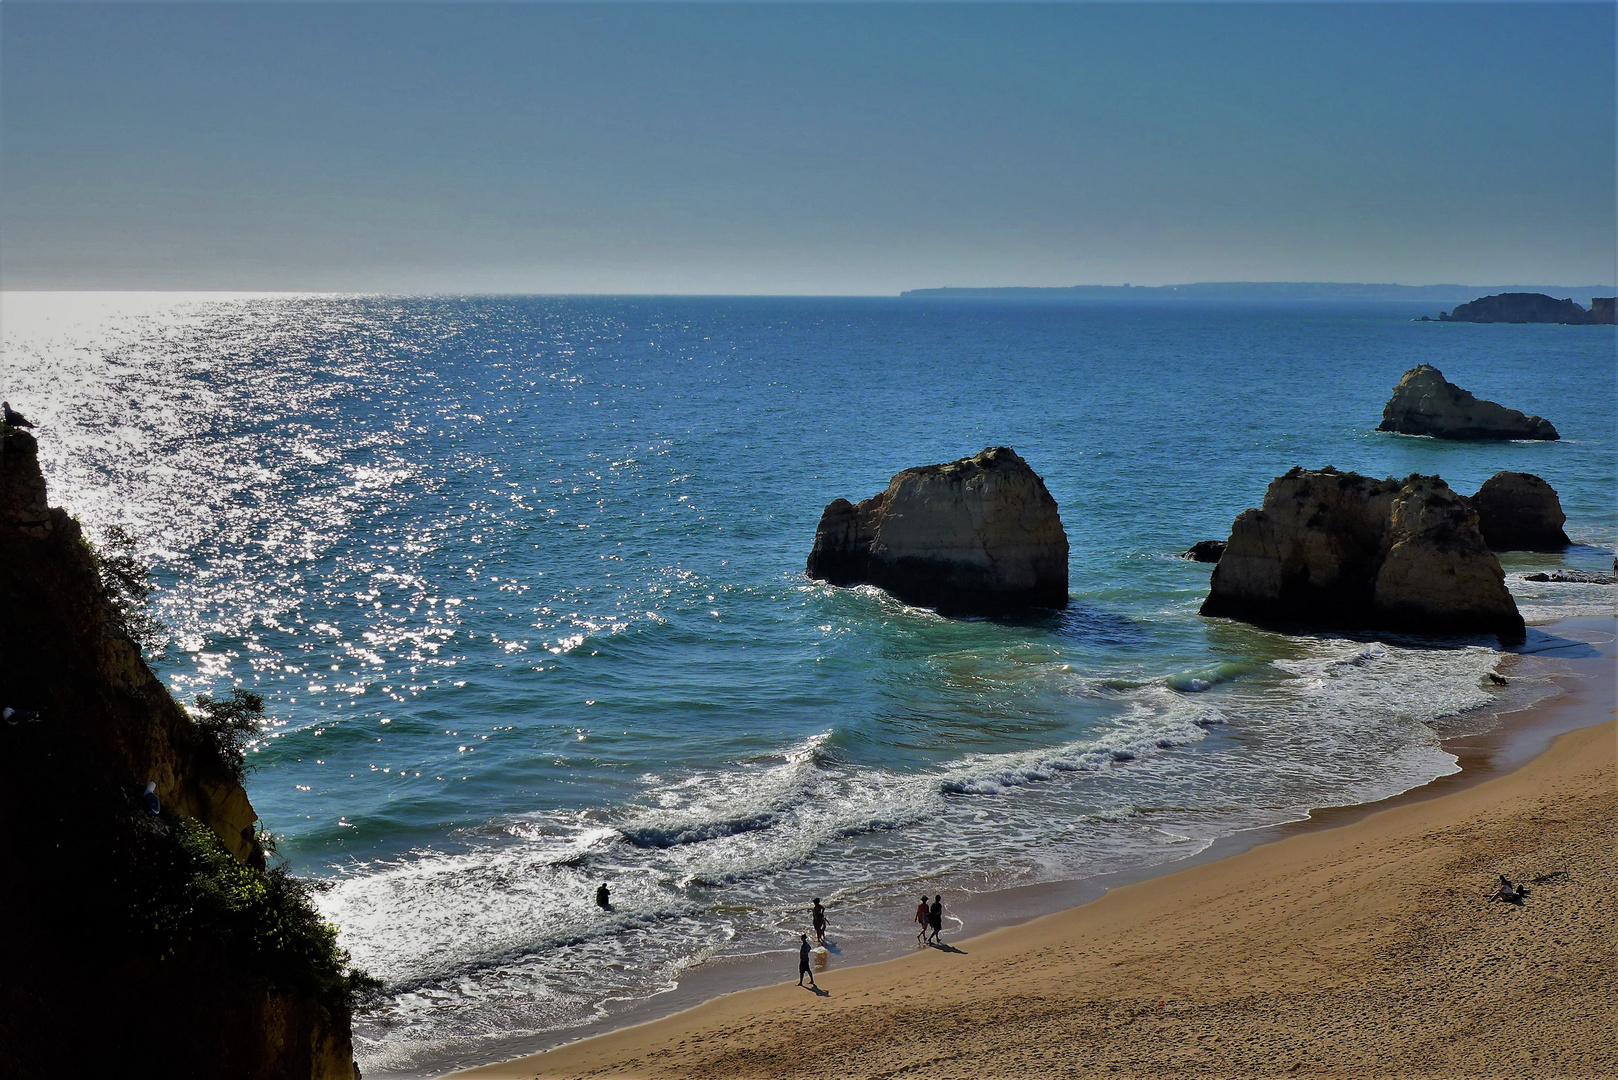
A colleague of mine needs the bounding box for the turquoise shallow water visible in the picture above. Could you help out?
[3,293,1614,1074]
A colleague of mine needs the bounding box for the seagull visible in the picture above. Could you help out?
[3,402,35,429]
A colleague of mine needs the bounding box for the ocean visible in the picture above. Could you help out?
[3,293,1614,1076]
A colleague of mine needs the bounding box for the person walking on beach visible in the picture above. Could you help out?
[811,897,827,944]
[927,894,943,944]
[797,933,817,988]
[915,895,930,944]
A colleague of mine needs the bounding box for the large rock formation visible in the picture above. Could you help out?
[1593,297,1616,324]
[1201,467,1525,643]
[1468,471,1570,551]
[807,446,1069,615]
[1438,292,1600,324]
[0,428,360,1080]
[1378,364,1558,441]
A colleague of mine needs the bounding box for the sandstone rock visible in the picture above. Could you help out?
[1378,364,1558,441]
[1184,540,1226,563]
[1,429,53,533]
[1201,467,1524,643]
[1469,471,1570,551]
[807,446,1069,614]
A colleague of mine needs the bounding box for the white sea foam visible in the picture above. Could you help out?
[317,633,1509,1075]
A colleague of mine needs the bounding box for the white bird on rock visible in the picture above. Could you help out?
[3,402,35,429]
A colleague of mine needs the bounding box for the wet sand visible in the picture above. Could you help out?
[455,617,1616,1079]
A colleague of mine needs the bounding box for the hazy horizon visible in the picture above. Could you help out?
[3,280,1615,302]
[3,3,1614,294]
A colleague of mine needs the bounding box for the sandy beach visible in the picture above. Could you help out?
[459,618,1616,1080]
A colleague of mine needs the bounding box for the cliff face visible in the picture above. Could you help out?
[1439,292,1598,324]
[1468,471,1571,552]
[1201,467,1524,643]
[1,430,259,861]
[0,428,358,1080]
[807,447,1069,615]
[1378,364,1558,441]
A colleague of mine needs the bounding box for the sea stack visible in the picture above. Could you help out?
[1469,471,1571,551]
[1378,364,1558,441]
[1201,467,1525,643]
[806,446,1069,615]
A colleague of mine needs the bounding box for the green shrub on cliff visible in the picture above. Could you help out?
[191,687,265,784]
[140,818,381,1013]
[91,524,167,652]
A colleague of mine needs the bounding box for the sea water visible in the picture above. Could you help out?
[3,293,1614,1075]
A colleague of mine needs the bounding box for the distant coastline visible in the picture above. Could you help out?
[899,282,1617,303]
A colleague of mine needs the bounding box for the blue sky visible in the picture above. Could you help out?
[2,3,1613,293]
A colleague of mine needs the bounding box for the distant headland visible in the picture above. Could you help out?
[1428,292,1615,325]
[898,282,1617,304]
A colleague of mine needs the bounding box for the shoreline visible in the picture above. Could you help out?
[439,613,1616,1080]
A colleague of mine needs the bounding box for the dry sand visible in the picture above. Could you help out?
[461,652,1616,1079]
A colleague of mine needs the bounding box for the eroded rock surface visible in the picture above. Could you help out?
[1469,471,1570,551]
[1201,466,1524,642]
[1184,540,1227,563]
[1378,364,1558,441]
[807,446,1069,614]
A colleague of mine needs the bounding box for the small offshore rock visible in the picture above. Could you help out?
[1522,570,1617,585]
[806,446,1069,615]
[1183,540,1226,563]
[1200,466,1525,643]
[1469,471,1570,551]
[1378,364,1558,441]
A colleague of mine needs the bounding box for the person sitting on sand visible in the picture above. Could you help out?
[811,897,827,944]
[928,894,943,944]
[1487,877,1526,905]
[797,933,817,989]
[915,895,930,944]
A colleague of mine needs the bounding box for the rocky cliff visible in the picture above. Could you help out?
[1468,471,1571,552]
[1201,467,1524,643]
[807,447,1069,615]
[1438,292,1600,324]
[1378,364,1558,441]
[0,427,361,1080]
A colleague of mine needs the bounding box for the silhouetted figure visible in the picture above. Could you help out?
[928,894,943,944]
[811,897,827,944]
[596,882,611,910]
[797,933,816,988]
[142,781,160,816]
[915,895,930,944]
[1487,876,1528,905]
[3,402,34,429]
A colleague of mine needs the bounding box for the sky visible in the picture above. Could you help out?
[1,2,1613,294]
